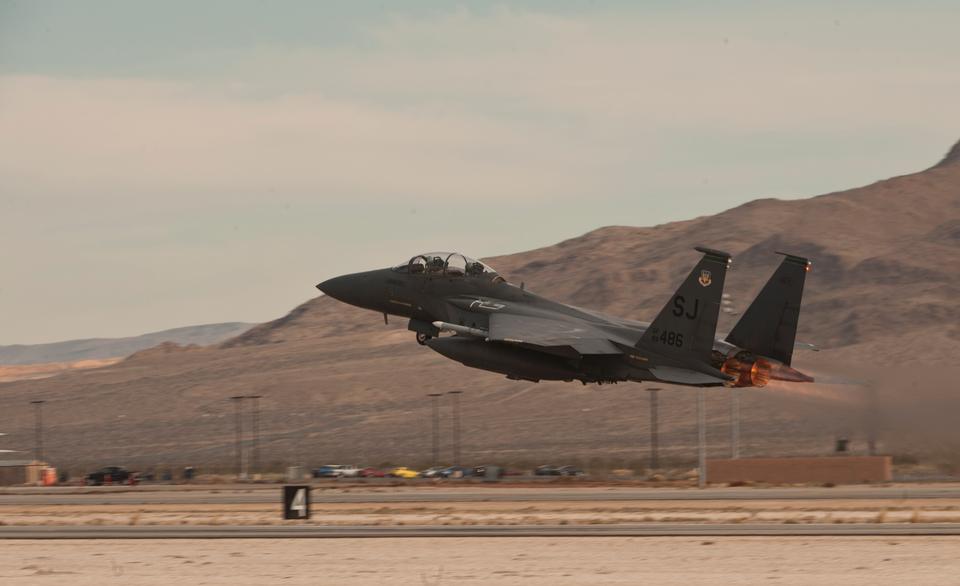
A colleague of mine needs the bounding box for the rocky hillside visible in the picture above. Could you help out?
[1,141,958,472]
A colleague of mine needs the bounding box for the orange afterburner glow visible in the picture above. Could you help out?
[721,353,772,387]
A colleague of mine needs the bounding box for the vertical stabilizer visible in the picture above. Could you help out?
[639,247,732,364]
[725,252,810,365]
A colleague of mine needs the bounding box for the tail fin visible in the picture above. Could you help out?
[639,247,732,364]
[725,252,810,365]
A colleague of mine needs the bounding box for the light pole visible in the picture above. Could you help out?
[230,396,245,479]
[246,395,262,476]
[30,400,45,463]
[427,393,442,467]
[697,388,707,488]
[647,388,662,470]
[448,391,463,466]
[730,387,740,459]
[865,387,879,456]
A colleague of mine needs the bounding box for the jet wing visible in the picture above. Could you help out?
[486,313,625,356]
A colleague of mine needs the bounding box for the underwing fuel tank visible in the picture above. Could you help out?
[425,336,576,382]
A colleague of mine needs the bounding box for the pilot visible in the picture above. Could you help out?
[428,256,445,273]
[466,261,484,275]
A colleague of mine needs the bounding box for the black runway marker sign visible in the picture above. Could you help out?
[283,485,311,520]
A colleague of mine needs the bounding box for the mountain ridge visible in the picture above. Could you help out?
[0,322,255,365]
[934,138,960,168]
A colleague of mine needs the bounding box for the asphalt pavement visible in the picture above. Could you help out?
[2,484,959,505]
[2,523,959,539]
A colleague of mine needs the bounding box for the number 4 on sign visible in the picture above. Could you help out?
[291,489,307,517]
[283,485,311,520]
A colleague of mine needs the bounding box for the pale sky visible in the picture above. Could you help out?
[2,0,958,344]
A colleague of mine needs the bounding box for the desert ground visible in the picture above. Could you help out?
[3,496,960,527]
[3,536,960,585]
[4,483,960,527]
[0,358,122,383]
[3,484,960,584]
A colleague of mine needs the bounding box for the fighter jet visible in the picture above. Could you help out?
[317,248,814,387]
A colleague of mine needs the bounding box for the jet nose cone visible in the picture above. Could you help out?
[317,269,392,311]
[316,275,351,301]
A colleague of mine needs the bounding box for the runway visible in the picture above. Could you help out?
[3,484,959,505]
[2,523,959,539]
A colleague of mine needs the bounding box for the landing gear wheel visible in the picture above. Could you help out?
[416,332,433,345]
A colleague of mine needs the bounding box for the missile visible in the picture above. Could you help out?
[432,321,488,338]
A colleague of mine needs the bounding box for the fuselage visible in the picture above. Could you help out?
[318,255,702,384]
[318,250,814,388]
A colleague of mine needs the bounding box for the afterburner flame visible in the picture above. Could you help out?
[721,352,772,387]
[751,358,772,386]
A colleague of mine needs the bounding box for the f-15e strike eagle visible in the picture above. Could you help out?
[317,248,814,388]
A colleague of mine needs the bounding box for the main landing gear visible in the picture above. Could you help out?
[416,332,433,345]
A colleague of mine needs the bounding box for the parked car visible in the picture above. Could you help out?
[358,467,386,478]
[85,466,135,486]
[534,465,559,476]
[387,466,419,479]
[472,465,505,478]
[312,464,360,478]
[420,466,448,478]
[557,465,584,477]
[439,465,473,479]
[535,464,583,476]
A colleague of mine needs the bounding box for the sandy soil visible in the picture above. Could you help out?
[3,498,960,527]
[0,358,121,383]
[2,537,960,585]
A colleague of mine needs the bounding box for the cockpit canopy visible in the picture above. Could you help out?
[393,252,500,280]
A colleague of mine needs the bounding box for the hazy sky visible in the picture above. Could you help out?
[2,0,958,344]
